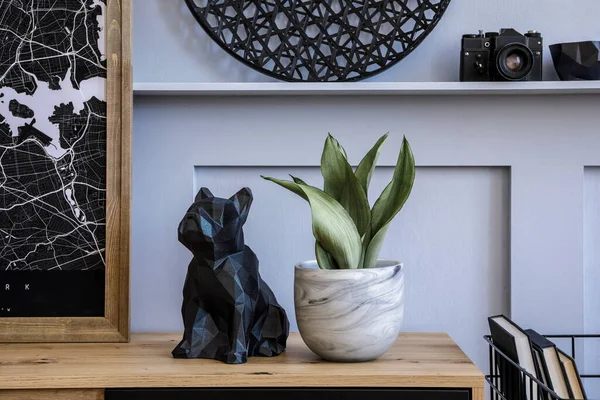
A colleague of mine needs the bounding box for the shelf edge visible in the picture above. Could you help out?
[133,81,600,96]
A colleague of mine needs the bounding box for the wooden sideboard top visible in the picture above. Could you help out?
[0,332,484,390]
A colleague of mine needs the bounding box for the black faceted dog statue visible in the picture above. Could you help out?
[172,187,289,364]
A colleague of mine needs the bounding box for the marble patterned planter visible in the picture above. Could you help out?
[294,260,404,362]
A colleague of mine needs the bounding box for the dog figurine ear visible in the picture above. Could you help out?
[195,187,214,202]
[229,187,253,224]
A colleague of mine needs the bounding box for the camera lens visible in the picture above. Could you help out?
[505,53,523,71]
[496,43,534,80]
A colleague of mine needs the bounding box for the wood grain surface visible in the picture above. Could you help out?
[118,0,133,345]
[0,389,103,400]
[0,333,484,390]
[104,0,131,343]
[472,386,485,400]
[0,0,132,343]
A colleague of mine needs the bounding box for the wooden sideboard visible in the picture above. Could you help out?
[0,332,484,400]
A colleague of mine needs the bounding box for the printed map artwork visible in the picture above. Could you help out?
[0,0,107,316]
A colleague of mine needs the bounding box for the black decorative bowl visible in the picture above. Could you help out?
[549,41,600,81]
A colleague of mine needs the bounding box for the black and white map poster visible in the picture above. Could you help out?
[0,0,107,317]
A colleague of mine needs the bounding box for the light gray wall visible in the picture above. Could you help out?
[132,0,600,391]
[134,0,600,83]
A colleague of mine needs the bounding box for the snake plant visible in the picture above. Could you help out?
[262,133,415,269]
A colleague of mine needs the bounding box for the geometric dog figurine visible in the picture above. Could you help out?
[172,187,289,364]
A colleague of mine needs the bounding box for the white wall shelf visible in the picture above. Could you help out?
[133,81,600,96]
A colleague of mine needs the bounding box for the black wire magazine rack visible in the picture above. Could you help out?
[485,334,600,400]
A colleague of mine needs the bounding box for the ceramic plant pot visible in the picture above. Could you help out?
[294,260,404,362]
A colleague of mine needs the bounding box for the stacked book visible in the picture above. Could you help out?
[488,315,586,400]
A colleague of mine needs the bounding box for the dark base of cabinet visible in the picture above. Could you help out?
[105,388,472,400]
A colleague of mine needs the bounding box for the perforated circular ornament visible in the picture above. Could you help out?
[185,0,452,82]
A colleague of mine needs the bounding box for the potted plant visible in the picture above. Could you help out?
[262,133,415,362]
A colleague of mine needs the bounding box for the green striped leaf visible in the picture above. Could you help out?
[355,133,388,197]
[261,175,307,200]
[320,134,371,236]
[315,242,338,270]
[363,225,390,271]
[364,137,415,268]
[261,176,362,269]
[290,175,308,186]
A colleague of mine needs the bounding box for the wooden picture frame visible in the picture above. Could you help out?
[0,0,131,342]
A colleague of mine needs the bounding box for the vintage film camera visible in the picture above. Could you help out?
[460,29,543,81]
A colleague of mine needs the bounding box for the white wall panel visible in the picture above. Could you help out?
[584,167,600,398]
[132,163,510,371]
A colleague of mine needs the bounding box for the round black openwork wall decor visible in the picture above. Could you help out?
[185,0,452,82]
